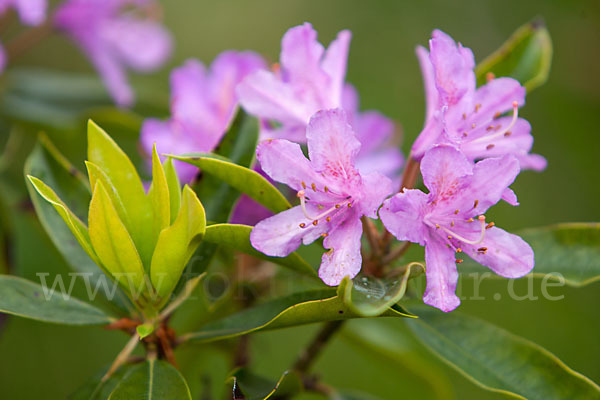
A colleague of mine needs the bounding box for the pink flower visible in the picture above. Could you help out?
[411,30,546,171]
[237,23,403,178]
[251,109,392,285]
[0,0,46,26]
[54,0,172,106]
[380,145,534,312]
[140,51,266,182]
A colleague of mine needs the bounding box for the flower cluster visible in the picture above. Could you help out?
[142,24,543,312]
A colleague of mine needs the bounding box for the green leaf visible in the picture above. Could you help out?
[148,145,171,241]
[407,306,600,400]
[25,135,132,311]
[475,19,552,92]
[333,390,386,400]
[164,158,181,224]
[181,280,414,343]
[87,120,154,268]
[109,359,192,400]
[151,186,206,297]
[136,323,155,340]
[172,154,291,214]
[460,223,600,286]
[229,369,303,400]
[343,262,424,317]
[88,180,146,292]
[70,365,133,400]
[203,223,316,278]
[0,275,113,325]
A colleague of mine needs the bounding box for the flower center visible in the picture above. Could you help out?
[438,215,487,245]
[297,187,352,228]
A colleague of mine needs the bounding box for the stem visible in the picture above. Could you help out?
[5,19,53,62]
[233,335,251,367]
[381,242,412,266]
[293,320,345,374]
[101,333,140,382]
[361,216,382,259]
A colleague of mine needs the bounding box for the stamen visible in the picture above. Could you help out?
[477,247,488,253]
[462,113,467,120]
[475,104,481,112]
[435,224,440,229]
[471,101,519,145]
[312,220,319,226]
[486,144,495,150]
[504,131,512,137]
[301,182,306,189]
[439,215,487,245]
[311,183,317,192]
[456,259,464,264]
[456,248,462,253]
[299,223,306,228]
[463,132,468,137]
[486,72,495,82]
[454,209,460,215]
[486,222,495,229]
[473,199,479,209]
[467,218,474,223]
[321,233,328,237]
[326,217,331,222]
[471,123,476,129]
[493,111,502,119]
[451,221,455,227]
[447,235,453,240]
[324,186,329,192]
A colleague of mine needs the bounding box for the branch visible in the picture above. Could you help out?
[293,320,344,374]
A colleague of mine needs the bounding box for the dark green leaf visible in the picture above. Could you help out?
[0,275,113,325]
[460,223,600,286]
[228,369,303,400]
[475,19,552,92]
[407,306,600,400]
[173,154,291,215]
[203,223,316,278]
[109,359,192,400]
[181,280,414,343]
[343,263,424,317]
[70,365,133,400]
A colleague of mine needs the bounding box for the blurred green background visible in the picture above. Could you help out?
[0,0,599,399]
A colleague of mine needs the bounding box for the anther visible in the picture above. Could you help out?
[326,217,331,222]
[486,222,495,229]
[463,132,468,137]
[435,224,440,229]
[301,181,306,189]
[335,204,341,209]
[312,220,319,226]
[347,203,352,208]
[477,247,488,253]
[504,131,512,137]
[324,186,329,192]
[447,235,453,240]
[456,248,463,253]
[475,104,481,112]
[473,199,479,208]
[321,233,328,237]
[311,183,317,192]
[299,223,306,228]
[472,101,519,144]
[462,113,467,120]
[486,144,495,150]
[467,218,474,223]
[454,209,459,215]
[486,72,495,82]
[494,111,502,119]
[471,123,476,129]
[451,221,455,227]
[486,125,494,131]
[456,259,464,264]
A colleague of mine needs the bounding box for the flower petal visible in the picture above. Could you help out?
[454,154,520,216]
[353,110,395,153]
[319,213,363,285]
[415,45,437,122]
[380,190,429,246]
[460,117,533,160]
[429,29,475,107]
[306,109,361,184]
[359,172,393,219]
[237,69,313,124]
[250,205,328,257]
[423,234,461,312]
[15,0,46,26]
[515,153,547,171]
[321,29,351,107]
[256,139,325,194]
[280,23,326,86]
[420,145,473,200]
[463,226,534,278]
[356,147,404,179]
[103,16,172,72]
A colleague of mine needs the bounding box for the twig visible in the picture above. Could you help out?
[101,333,140,382]
[361,217,382,259]
[233,335,251,367]
[293,320,345,374]
[381,242,412,266]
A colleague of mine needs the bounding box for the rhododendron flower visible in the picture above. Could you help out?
[0,0,46,26]
[141,51,265,182]
[237,22,403,177]
[411,29,546,171]
[380,145,534,312]
[54,0,172,106]
[251,109,392,285]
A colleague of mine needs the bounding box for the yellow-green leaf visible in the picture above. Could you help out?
[148,145,170,240]
[27,175,101,267]
[151,186,206,297]
[88,180,145,293]
[164,158,181,224]
[87,120,154,268]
